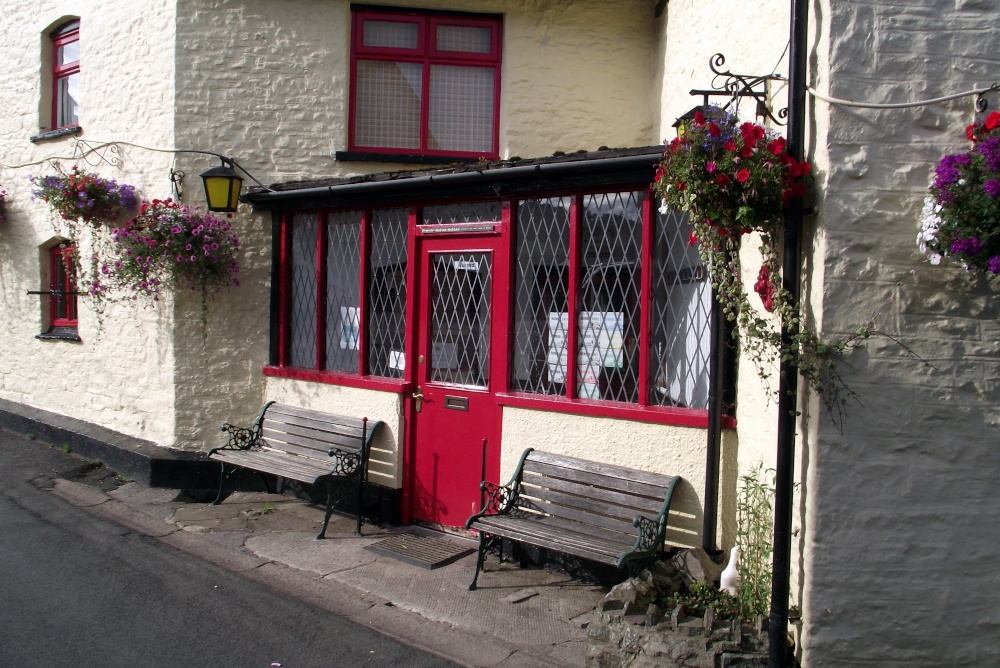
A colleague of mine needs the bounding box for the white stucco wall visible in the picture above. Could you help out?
[800,1,1000,666]
[0,0,182,443]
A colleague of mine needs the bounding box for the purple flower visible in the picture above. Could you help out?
[977,136,1000,172]
[984,180,1000,198]
[951,237,983,255]
[989,256,1000,274]
[934,153,972,190]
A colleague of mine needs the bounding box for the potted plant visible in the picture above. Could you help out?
[96,198,241,321]
[29,164,139,225]
[653,107,814,397]
[919,110,1000,275]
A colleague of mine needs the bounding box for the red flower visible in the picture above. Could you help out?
[967,124,978,142]
[986,111,1000,131]
[767,137,787,156]
[693,110,706,126]
[716,174,731,186]
[708,122,722,138]
[754,265,776,313]
[724,141,738,152]
[688,231,698,246]
[736,169,750,183]
[741,146,754,158]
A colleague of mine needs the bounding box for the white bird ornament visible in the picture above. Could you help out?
[720,545,741,596]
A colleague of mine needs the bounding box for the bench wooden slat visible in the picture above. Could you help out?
[526,450,677,490]
[266,404,367,431]
[264,410,369,440]
[502,504,637,548]
[514,490,643,541]
[472,516,623,565]
[212,450,331,484]
[261,425,363,455]
[523,457,677,501]
[519,471,669,518]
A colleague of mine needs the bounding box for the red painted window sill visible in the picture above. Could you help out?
[495,392,737,430]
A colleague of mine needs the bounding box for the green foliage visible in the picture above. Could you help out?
[667,579,741,621]
[653,107,905,429]
[736,463,775,622]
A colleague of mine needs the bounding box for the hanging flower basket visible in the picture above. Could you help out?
[653,107,812,393]
[29,165,139,226]
[96,199,241,308]
[918,111,1000,276]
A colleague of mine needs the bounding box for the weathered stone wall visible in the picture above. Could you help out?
[802,1,1000,665]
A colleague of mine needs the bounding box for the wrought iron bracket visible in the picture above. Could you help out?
[976,83,1000,113]
[690,53,788,126]
[74,140,124,168]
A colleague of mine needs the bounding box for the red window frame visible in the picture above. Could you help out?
[265,194,732,430]
[265,210,408,392]
[348,8,502,159]
[51,20,80,130]
[49,244,78,328]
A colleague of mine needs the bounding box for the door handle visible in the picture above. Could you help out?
[412,386,424,413]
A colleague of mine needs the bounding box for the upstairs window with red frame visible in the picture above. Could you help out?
[49,244,78,329]
[349,7,502,159]
[51,20,80,130]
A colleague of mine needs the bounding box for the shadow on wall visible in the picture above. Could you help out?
[665,477,703,549]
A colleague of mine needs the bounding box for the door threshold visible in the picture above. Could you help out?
[410,522,478,546]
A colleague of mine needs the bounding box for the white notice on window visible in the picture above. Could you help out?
[339,306,360,350]
[547,312,569,384]
[389,350,406,371]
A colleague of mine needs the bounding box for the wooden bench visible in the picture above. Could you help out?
[208,402,382,539]
[464,448,681,590]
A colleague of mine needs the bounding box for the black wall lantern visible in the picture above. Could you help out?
[199,160,244,213]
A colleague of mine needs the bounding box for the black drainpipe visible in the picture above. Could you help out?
[770,0,808,666]
[702,285,724,555]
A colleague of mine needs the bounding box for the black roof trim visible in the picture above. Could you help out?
[245,146,665,212]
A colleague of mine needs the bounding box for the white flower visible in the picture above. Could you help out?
[659,200,669,215]
[929,252,942,265]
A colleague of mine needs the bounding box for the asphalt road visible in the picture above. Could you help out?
[0,428,456,668]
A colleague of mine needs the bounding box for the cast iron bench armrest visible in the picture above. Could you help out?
[209,401,273,455]
[465,481,518,528]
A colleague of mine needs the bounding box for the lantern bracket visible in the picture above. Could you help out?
[688,53,789,126]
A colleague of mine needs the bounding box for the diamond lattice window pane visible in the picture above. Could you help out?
[428,64,494,153]
[289,214,319,368]
[577,192,643,403]
[429,252,492,387]
[510,197,571,395]
[355,60,422,148]
[649,208,712,409]
[422,201,501,225]
[368,208,409,378]
[324,212,362,374]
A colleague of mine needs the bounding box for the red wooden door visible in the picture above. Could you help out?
[409,236,502,528]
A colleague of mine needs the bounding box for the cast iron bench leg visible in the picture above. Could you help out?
[469,532,489,591]
[318,482,336,540]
